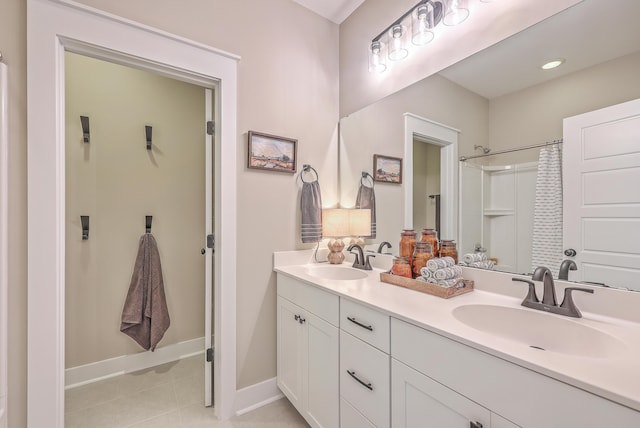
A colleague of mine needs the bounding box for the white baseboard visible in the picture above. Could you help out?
[65,337,205,389]
[234,377,284,416]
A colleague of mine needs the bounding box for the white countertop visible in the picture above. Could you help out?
[274,251,640,413]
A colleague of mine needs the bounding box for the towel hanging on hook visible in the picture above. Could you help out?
[356,172,376,238]
[146,216,153,233]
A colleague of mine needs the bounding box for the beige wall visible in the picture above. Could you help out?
[1,0,27,426]
[6,0,338,423]
[489,51,640,161]
[65,53,206,368]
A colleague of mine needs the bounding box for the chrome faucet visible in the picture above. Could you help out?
[377,241,392,254]
[512,266,594,318]
[558,259,577,280]
[348,244,374,270]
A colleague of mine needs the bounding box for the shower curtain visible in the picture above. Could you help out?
[531,145,563,275]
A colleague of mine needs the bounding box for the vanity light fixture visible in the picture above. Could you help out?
[541,58,565,70]
[368,0,487,73]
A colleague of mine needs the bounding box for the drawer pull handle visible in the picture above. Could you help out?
[294,314,306,324]
[347,316,373,331]
[347,370,373,391]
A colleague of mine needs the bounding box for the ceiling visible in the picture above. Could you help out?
[439,0,640,99]
[292,0,366,24]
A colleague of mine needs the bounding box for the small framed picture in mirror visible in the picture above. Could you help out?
[248,131,297,173]
[373,154,402,184]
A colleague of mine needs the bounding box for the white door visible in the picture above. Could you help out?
[563,98,640,289]
[391,359,490,428]
[204,88,214,406]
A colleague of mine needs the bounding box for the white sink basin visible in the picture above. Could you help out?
[304,265,369,281]
[452,304,627,358]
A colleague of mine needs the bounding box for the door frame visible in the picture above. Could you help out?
[403,113,459,241]
[27,0,239,425]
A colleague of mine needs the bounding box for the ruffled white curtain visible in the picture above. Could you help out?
[531,145,563,275]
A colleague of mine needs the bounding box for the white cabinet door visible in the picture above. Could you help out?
[392,359,490,428]
[277,296,305,413]
[306,311,339,428]
[277,295,339,428]
[563,98,640,289]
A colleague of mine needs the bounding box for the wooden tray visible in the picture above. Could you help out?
[380,272,473,299]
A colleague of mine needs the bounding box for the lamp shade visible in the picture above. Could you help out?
[322,209,350,238]
[349,209,372,236]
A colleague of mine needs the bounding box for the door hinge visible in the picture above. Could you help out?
[206,347,214,362]
[206,121,215,136]
[207,234,215,251]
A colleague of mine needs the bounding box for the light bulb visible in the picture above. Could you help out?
[412,4,435,45]
[443,0,469,26]
[368,41,387,73]
[388,25,408,61]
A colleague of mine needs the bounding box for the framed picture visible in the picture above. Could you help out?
[248,131,297,173]
[373,154,403,184]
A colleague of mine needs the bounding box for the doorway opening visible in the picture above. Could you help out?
[63,52,215,424]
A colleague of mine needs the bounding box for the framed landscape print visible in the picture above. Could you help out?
[248,131,297,173]
[373,154,402,184]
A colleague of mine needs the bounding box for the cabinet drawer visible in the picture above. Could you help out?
[341,397,376,428]
[340,298,390,353]
[277,273,339,326]
[340,331,390,428]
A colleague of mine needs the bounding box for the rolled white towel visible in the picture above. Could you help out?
[433,266,463,280]
[468,260,494,270]
[419,267,435,279]
[462,253,487,264]
[426,257,455,272]
[436,278,460,287]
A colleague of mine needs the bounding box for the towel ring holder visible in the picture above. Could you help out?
[361,171,374,188]
[300,164,319,183]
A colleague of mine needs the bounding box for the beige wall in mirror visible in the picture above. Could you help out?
[339,0,640,290]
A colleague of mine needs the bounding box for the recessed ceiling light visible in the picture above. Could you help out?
[541,59,565,70]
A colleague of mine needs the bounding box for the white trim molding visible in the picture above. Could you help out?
[403,113,459,241]
[0,60,9,428]
[65,337,206,389]
[234,377,284,417]
[27,0,239,425]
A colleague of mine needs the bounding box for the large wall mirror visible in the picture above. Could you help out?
[339,0,640,290]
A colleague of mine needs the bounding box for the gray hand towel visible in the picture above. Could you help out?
[356,183,376,238]
[120,233,170,351]
[301,181,322,243]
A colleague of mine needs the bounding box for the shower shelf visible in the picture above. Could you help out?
[483,209,515,217]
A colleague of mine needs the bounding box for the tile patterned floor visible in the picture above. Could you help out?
[65,356,309,427]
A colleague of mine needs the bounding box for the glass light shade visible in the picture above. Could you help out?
[443,0,469,26]
[412,4,435,46]
[368,41,387,73]
[387,25,408,61]
[322,209,350,238]
[349,209,372,237]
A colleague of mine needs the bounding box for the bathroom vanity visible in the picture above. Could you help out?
[274,251,640,428]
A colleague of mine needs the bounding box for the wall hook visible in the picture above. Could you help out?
[145,216,152,233]
[145,125,152,150]
[80,215,89,240]
[80,116,90,143]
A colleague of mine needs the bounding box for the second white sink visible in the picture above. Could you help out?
[453,304,627,359]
